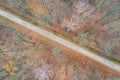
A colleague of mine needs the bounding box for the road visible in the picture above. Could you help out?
[0,9,120,72]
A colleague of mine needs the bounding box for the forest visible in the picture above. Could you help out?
[0,15,120,80]
[0,0,120,62]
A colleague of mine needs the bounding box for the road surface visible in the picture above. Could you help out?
[0,9,120,72]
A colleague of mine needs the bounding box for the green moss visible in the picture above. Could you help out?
[4,18,12,23]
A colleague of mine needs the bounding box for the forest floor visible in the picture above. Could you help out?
[0,6,120,65]
[0,14,120,80]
